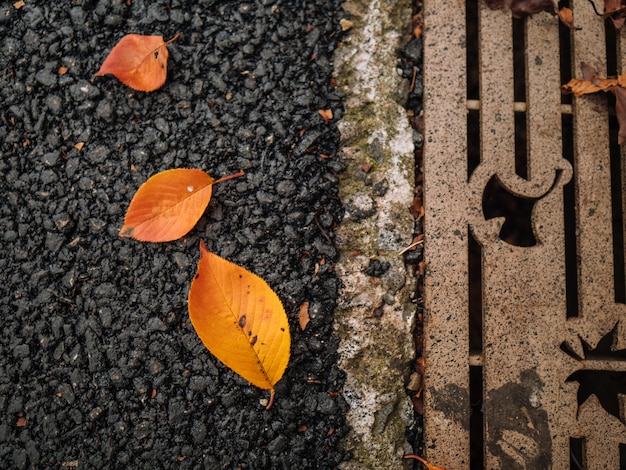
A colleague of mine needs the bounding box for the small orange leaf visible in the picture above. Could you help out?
[556,7,579,30]
[318,109,333,124]
[96,34,180,92]
[188,242,291,393]
[120,168,214,242]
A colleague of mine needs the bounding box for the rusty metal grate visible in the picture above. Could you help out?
[423,0,626,467]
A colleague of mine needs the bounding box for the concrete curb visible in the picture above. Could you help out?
[334,1,416,467]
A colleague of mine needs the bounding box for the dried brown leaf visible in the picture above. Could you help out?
[563,63,626,144]
[510,0,555,18]
[298,301,310,331]
[605,0,623,15]
[483,0,506,9]
[562,63,621,97]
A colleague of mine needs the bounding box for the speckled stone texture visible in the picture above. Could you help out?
[423,0,626,468]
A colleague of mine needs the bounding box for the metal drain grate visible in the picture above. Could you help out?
[423,0,626,468]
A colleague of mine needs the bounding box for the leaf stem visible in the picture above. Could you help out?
[213,170,245,185]
[266,389,276,410]
[147,34,182,60]
[165,34,182,45]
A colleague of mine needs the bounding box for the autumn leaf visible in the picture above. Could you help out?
[556,7,579,30]
[510,0,555,18]
[484,0,578,28]
[562,63,625,96]
[96,34,180,92]
[120,168,242,242]
[318,109,333,124]
[188,241,291,407]
[484,0,554,16]
[591,0,626,28]
[605,0,623,14]
[563,63,626,144]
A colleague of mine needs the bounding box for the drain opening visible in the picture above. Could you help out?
[559,6,579,318]
[570,437,585,469]
[466,2,483,467]
[562,111,579,319]
[513,17,528,180]
[467,0,480,180]
[609,102,626,304]
[468,229,483,469]
[606,22,626,304]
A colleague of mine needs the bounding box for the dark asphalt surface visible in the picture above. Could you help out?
[0,1,349,468]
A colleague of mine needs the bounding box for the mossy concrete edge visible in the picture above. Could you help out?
[334,1,416,468]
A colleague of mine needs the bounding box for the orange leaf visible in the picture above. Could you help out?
[120,168,214,242]
[318,109,333,124]
[188,242,291,393]
[562,63,622,97]
[96,34,179,92]
[557,7,579,30]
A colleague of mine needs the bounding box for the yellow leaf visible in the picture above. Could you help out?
[188,241,291,393]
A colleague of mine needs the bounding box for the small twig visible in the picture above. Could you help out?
[587,0,601,16]
[399,239,424,256]
[213,170,244,185]
[314,215,333,245]
[410,66,418,92]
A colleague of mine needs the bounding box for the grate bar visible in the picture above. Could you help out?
[422,0,471,466]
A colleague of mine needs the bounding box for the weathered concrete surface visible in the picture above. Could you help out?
[334,0,416,468]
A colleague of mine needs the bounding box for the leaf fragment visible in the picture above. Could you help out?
[188,241,291,392]
[96,34,180,92]
[556,7,579,30]
[298,302,310,330]
[562,63,623,97]
[318,108,333,124]
[562,63,626,144]
[484,0,555,17]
